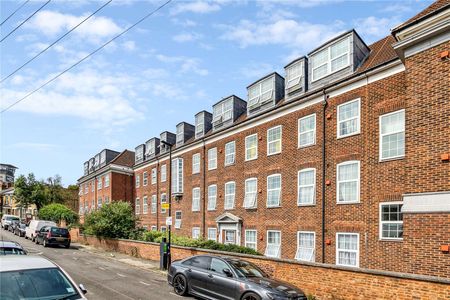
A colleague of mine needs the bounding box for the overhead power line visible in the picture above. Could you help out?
[0,0,30,27]
[0,0,51,43]
[1,0,173,114]
[1,0,112,84]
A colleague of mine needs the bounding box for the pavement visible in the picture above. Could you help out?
[0,228,191,300]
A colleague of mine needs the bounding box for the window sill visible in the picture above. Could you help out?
[243,207,257,210]
[208,168,217,171]
[267,151,281,157]
[224,163,236,167]
[336,201,360,205]
[207,209,216,211]
[337,131,360,140]
[379,156,405,163]
[379,238,403,242]
[224,208,235,210]
[267,205,281,209]
[298,143,316,149]
[245,157,258,162]
[297,203,316,207]
[192,210,201,212]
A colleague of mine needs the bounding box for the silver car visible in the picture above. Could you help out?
[168,255,306,300]
[0,255,88,299]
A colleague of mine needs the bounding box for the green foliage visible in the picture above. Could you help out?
[137,230,261,255]
[307,295,317,300]
[38,203,78,225]
[83,202,136,239]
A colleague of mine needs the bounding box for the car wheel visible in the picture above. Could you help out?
[65,243,70,249]
[242,292,261,300]
[173,274,188,296]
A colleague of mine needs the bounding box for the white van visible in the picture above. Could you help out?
[1,215,20,230]
[25,220,57,241]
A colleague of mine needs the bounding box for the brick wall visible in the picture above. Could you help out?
[71,231,450,300]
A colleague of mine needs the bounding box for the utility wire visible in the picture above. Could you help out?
[0,0,51,43]
[1,0,112,84]
[1,0,173,114]
[0,0,30,27]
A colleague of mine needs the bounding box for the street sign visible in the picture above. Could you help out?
[162,203,170,209]
[165,217,172,226]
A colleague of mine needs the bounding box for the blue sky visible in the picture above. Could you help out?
[0,0,432,186]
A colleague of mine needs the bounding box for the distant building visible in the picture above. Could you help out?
[0,187,37,219]
[0,163,17,190]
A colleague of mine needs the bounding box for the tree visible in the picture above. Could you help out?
[83,202,136,238]
[45,175,64,204]
[38,203,78,225]
[14,174,39,210]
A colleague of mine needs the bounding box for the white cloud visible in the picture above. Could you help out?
[122,41,136,51]
[239,62,275,79]
[25,10,123,42]
[171,18,197,27]
[171,1,221,15]
[156,55,209,76]
[381,3,412,14]
[221,19,344,52]
[354,16,400,42]
[173,32,202,42]
[9,142,60,151]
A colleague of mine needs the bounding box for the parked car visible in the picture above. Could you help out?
[25,219,57,241]
[8,220,19,233]
[168,255,306,300]
[14,222,27,237]
[0,241,27,255]
[36,226,71,248]
[0,255,87,299]
[1,214,20,230]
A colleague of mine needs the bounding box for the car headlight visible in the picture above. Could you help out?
[266,292,288,300]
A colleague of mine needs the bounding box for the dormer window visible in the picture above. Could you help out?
[88,158,94,171]
[176,125,184,146]
[286,60,304,91]
[146,141,155,156]
[195,114,204,138]
[311,36,350,82]
[84,162,89,175]
[175,123,194,147]
[213,98,233,124]
[135,145,144,163]
[94,154,100,168]
[248,77,274,109]
[145,138,159,159]
[100,150,106,165]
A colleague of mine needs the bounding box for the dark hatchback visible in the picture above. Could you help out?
[168,255,306,300]
[14,222,27,237]
[36,226,71,248]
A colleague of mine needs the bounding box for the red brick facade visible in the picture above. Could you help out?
[79,1,450,279]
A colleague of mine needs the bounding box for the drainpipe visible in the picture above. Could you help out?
[156,158,160,230]
[201,140,206,239]
[321,90,328,264]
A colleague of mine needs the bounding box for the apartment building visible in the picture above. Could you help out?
[77,149,135,220]
[79,1,450,278]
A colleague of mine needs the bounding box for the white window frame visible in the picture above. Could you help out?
[311,35,350,82]
[104,174,110,187]
[146,140,155,157]
[161,226,167,232]
[267,125,282,156]
[297,168,316,206]
[143,171,148,186]
[195,115,204,138]
[224,141,236,166]
[213,98,233,123]
[192,187,200,212]
[208,148,217,170]
[245,230,257,250]
[207,228,217,241]
[142,196,148,214]
[176,125,184,146]
[151,168,157,184]
[175,211,182,229]
[97,197,102,208]
[171,158,183,194]
[295,231,315,262]
[379,201,403,240]
[379,109,405,161]
[248,77,274,108]
[336,160,360,204]
[192,153,200,174]
[135,175,140,188]
[224,181,235,210]
[151,226,157,231]
[337,98,360,138]
[245,134,258,161]
[244,178,257,209]
[97,177,102,190]
[265,230,281,258]
[161,164,167,182]
[207,184,217,211]
[192,227,200,239]
[160,193,167,213]
[285,60,303,90]
[298,114,316,148]
[266,174,281,207]
[336,232,359,267]
[135,198,140,215]
[151,195,157,214]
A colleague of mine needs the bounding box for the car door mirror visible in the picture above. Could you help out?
[223,268,233,277]
[79,284,87,294]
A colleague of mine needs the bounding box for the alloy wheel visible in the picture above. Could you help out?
[173,275,187,295]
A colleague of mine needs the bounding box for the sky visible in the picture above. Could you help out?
[0,0,433,186]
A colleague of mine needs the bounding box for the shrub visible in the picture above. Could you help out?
[83,202,136,239]
[38,203,78,225]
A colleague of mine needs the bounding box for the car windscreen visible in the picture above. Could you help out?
[6,216,20,221]
[51,228,69,235]
[0,247,26,255]
[228,260,268,278]
[0,267,81,300]
[20,224,27,229]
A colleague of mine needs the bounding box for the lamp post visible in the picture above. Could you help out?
[160,140,173,268]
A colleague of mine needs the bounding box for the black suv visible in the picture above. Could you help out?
[36,226,71,248]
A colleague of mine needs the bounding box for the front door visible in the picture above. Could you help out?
[223,230,236,245]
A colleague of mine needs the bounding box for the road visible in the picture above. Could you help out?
[0,228,185,300]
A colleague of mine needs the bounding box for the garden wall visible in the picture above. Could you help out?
[69,229,450,300]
